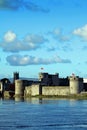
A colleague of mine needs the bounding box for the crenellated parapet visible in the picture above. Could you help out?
[69,76,79,81]
[39,72,59,86]
[39,72,48,81]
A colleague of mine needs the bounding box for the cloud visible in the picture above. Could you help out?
[73,24,87,41]
[0,0,21,10]
[6,54,71,66]
[24,34,46,44]
[25,1,49,13]
[49,28,70,42]
[0,0,49,13]
[0,31,47,52]
[4,31,16,42]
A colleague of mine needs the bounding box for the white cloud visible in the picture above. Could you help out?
[49,28,70,42]
[4,31,16,42]
[24,34,47,44]
[73,24,87,40]
[0,31,47,52]
[6,54,71,66]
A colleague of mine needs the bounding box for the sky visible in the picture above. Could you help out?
[0,0,87,79]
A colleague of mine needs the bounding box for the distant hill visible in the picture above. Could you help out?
[9,77,38,83]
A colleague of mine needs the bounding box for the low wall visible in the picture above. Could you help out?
[4,91,10,98]
[25,85,70,96]
[24,86,31,96]
[42,86,69,96]
[25,84,40,96]
[31,84,40,96]
[0,82,3,92]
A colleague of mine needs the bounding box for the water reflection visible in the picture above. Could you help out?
[14,96,87,106]
[24,97,43,104]
[24,97,67,104]
[15,97,24,102]
[0,98,2,105]
[69,99,78,106]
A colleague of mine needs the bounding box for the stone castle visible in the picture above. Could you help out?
[0,72,87,98]
[24,73,84,97]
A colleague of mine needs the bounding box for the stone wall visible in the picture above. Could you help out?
[25,85,70,96]
[25,84,40,96]
[24,86,31,96]
[31,84,40,96]
[42,86,69,96]
[4,91,10,98]
[24,83,84,97]
[0,82,3,93]
[79,79,84,92]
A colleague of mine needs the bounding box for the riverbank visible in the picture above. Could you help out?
[2,90,87,100]
[24,93,87,100]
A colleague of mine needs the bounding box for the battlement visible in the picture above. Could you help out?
[39,72,59,79]
[69,76,83,82]
[39,72,59,86]
[39,72,48,80]
[69,76,79,81]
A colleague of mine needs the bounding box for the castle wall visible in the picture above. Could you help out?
[42,86,69,96]
[24,86,31,96]
[52,75,59,86]
[79,79,84,92]
[24,85,70,96]
[15,80,24,96]
[4,91,10,98]
[0,82,3,93]
[31,84,40,96]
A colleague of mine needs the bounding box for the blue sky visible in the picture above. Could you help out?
[0,0,87,78]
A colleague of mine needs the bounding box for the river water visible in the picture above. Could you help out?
[0,98,87,130]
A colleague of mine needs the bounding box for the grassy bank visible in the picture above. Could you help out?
[3,93,87,100]
[27,93,87,100]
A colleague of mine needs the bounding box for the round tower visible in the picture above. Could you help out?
[13,72,19,83]
[69,75,79,94]
[15,79,24,97]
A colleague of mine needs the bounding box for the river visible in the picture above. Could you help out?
[0,98,87,130]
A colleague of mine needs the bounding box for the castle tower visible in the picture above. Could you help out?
[39,72,48,81]
[13,72,19,83]
[15,79,24,97]
[69,74,83,94]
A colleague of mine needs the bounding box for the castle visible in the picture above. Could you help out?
[0,72,87,98]
[24,73,84,97]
